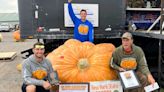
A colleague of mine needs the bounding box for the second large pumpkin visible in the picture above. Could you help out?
[13,30,21,41]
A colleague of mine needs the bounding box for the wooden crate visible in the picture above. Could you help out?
[0,52,17,61]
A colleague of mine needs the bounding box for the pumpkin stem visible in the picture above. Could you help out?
[77,58,89,70]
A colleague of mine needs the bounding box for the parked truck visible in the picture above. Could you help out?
[0,23,10,32]
[18,0,164,87]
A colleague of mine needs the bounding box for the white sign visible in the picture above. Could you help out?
[64,3,99,27]
[144,82,159,92]
[119,70,140,89]
[90,80,123,92]
[59,83,89,92]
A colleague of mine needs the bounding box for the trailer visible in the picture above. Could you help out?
[18,0,164,87]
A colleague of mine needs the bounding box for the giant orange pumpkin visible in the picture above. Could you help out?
[13,30,21,41]
[46,39,117,83]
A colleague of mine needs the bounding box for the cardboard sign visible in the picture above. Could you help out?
[59,83,89,92]
[90,80,123,92]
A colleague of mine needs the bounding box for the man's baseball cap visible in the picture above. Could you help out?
[122,32,133,39]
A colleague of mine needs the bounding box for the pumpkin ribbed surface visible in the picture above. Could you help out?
[46,39,117,83]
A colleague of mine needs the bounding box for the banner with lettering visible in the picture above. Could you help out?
[59,83,89,92]
[90,80,123,92]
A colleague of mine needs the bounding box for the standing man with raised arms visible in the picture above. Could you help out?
[68,0,94,42]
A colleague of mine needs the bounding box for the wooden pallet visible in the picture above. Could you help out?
[0,52,17,61]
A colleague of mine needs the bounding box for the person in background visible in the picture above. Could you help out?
[110,32,155,92]
[68,0,94,42]
[22,42,59,92]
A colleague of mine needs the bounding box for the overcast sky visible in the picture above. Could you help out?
[0,0,18,13]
